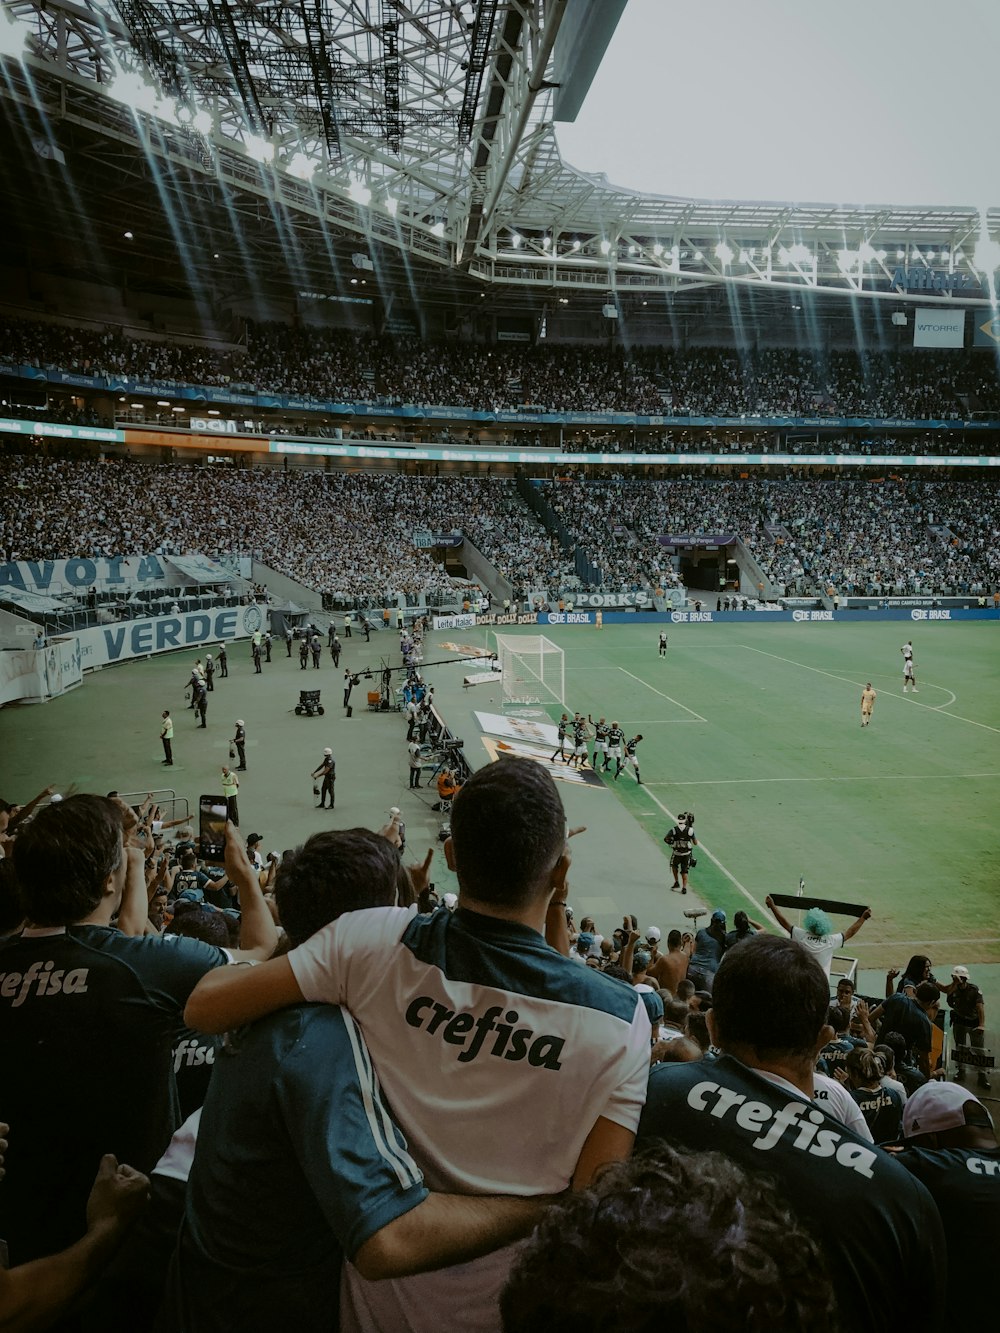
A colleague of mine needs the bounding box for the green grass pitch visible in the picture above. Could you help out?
[505,619,1000,970]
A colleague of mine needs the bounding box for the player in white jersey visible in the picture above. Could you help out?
[186,760,650,1333]
[902,658,917,692]
[901,640,913,662]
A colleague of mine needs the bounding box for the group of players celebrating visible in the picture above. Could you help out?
[550,713,644,783]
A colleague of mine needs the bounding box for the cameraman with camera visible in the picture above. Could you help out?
[665,811,698,895]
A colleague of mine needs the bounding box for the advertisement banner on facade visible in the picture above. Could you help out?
[912,308,965,348]
[76,606,256,670]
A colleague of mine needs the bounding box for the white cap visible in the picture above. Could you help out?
[389,806,400,817]
[236,719,244,727]
[903,1082,990,1137]
[49,793,63,803]
[646,926,661,943]
[323,747,332,755]
[443,892,458,909]
[951,965,970,979]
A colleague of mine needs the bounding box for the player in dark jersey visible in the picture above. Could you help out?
[605,722,625,774]
[616,734,644,784]
[589,715,610,772]
[568,716,590,770]
[658,631,668,656]
[550,713,570,763]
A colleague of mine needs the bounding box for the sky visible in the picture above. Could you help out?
[554,0,999,209]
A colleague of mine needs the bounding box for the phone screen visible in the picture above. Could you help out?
[199,795,227,862]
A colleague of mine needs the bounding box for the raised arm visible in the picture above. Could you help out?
[764,895,793,934]
[842,908,872,942]
[0,1154,149,1333]
[222,821,278,962]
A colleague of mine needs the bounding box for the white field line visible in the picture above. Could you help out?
[853,938,1000,948]
[637,782,771,920]
[740,645,1000,735]
[646,772,1000,787]
[617,667,707,722]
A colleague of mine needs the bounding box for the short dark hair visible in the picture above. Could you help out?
[449,759,565,906]
[169,907,231,949]
[685,1010,711,1052]
[663,1000,691,1029]
[12,794,123,926]
[827,1004,849,1035]
[675,978,695,1001]
[600,963,631,984]
[275,828,408,947]
[712,935,830,1060]
[915,981,940,1007]
[666,928,682,949]
[499,1144,835,1333]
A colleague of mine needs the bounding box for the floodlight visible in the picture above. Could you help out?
[896,249,905,260]
[858,242,876,263]
[511,232,522,248]
[875,249,887,263]
[430,221,445,237]
[715,241,734,266]
[652,242,664,257]
[627,244,636,255]
[789,243,811,264]
[191,108,213,136]
[693,250,703,262]
[599,239,611,255]
[670,245,680,264]
[542,236,552,250]
[286,152,315,181]
[385,196,398,217]
[348,178,371,205]
[571,239,581,250]
[837,249,856,272]
[777,246,791,266]
[244,134,275,163]
[739,249,750,263]
[110,70,160,115]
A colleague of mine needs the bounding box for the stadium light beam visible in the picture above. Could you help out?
[715,241,734,266]
[599,238,612,255]
[244,134,275,164]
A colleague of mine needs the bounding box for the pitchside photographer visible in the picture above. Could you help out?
[665,812,698,895]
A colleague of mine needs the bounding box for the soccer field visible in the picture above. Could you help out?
[492,619,1000,968]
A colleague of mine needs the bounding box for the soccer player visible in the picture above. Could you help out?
[617,733,644,784]
[550,712,570,763]
[861,682,877,726]
[589,715,610,771]
[605,721,625,774]
[903,657,918,692]
[567,715,590,771]
[901,639,913,663]
[658,631,668,656]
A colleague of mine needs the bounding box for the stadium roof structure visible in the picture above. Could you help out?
[1,0,998,311]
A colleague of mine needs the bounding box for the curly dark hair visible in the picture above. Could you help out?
[500,1144,837,1333]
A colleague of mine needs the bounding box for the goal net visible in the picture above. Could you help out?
[495,634,565,710]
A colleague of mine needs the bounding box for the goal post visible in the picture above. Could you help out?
[494,634,566,710]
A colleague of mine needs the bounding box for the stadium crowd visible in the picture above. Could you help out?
[4,315,1000,418]
[543,475,1000,597]
[1,455,997,604]
[0,763,993,1331]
